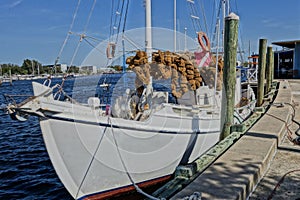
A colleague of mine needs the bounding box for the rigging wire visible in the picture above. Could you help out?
[52,0,82,73]
[186,0,202,35]
[75,124,109,199]
[112,0,122,40]
[210,1,222,51]
[109,0,115,41]
[121,0,130,73]
[109,0,123,44]
[83,0,97,33]
[199,0,209,34]
[209,0,217,39]
[67,0,97,72]
[122,0,130,33]
[58,0,97,90]
[82,38,106,55]
[106,0,133,68]
[114,0,126,45]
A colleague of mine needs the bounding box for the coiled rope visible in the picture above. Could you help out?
[268,101,300,145]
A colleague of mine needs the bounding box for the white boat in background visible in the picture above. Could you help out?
[5,0,256,199]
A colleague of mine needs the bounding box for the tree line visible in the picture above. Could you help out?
[0,59,79,76]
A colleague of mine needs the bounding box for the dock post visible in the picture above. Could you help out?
[266,46,273,93]
[220,13,239,140]
[257,39,267,107]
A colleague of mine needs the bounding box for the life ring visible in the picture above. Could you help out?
[106,42,116,59]
[197,32,210,51]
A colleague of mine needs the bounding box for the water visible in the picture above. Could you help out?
[0,79,73,200]
[0,74,172,199]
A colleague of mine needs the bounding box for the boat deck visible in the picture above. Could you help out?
[169,79,300,199]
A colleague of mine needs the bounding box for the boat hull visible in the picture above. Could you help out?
[11,82,221,199]
[38,108,220,199]
[39,113,220,199]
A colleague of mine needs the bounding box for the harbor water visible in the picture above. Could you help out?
[0,78,73,199]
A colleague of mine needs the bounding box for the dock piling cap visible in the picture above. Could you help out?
[226,12,239,20]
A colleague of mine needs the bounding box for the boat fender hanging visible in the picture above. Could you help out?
[106,43,116,59]
[197,32,210,51]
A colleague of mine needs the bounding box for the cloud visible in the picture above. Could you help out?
[261,18,281,28]
[8,0,23,8]
[47,25,69,31]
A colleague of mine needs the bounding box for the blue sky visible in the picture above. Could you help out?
[0,0,299,66]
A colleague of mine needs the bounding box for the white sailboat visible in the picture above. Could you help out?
[5,0,255,199]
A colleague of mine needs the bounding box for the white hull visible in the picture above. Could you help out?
[16,82,221,199]
[40,118,192,199]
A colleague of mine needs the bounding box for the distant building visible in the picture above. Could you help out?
[272,40,300,78]
[60,64,68,72]
[80,65,97,74]
[43,63,67,73]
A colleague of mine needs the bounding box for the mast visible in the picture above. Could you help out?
[31,60,35,76]
[222,0,226,50]
[184,27,187,52]
[145,0,152,60]
[174,0,177,52]
[37,63,40,77]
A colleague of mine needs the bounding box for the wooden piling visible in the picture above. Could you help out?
[220,13,239,140]
[266,46,273,93]
[257,39,267,107]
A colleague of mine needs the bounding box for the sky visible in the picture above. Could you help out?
[0,0,299,67]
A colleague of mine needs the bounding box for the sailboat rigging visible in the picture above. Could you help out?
[4,0,255,199]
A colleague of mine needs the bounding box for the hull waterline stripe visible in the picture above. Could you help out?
[41,115,218,135]
[79,175,172,200]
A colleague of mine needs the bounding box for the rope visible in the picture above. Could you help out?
[283,101,300,136]
[266,102,300,199]
[75,123,108,199]
[108,117,162,200]
[267,169,300,199]
[267,102,300,145]
[183,191,202,200]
